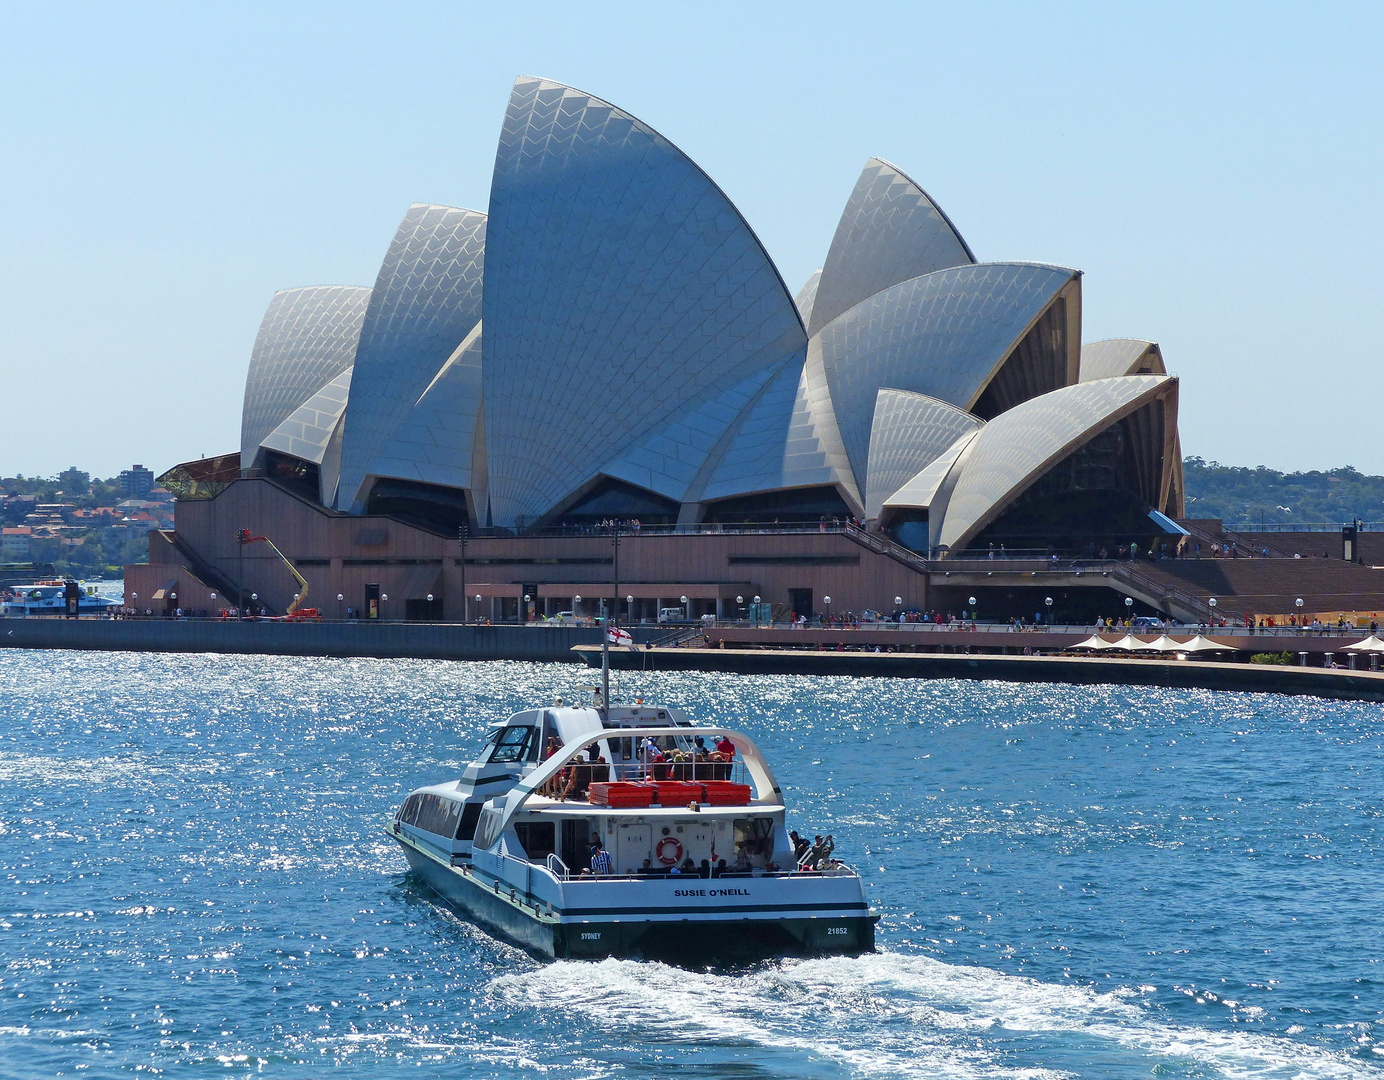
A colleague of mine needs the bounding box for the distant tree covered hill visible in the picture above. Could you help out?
[1183,457,1384,525]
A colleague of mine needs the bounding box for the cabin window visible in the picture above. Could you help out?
[474,807,502,850]
[400,794,423,826]
[455,802,482,841]
[408,794,463,837]
[488,725,534,764]
[733,817,775,861]
[514,821,556,862]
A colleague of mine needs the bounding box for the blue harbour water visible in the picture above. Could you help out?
[0,649,1380,1079]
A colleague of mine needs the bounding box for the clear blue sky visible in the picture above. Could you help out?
[2,2,1380,480]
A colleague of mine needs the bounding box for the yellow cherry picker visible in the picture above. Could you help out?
[236,528,321,621]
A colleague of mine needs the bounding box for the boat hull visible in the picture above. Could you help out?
[393,832,876,963]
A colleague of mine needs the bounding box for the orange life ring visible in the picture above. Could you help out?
[655,836,683,865]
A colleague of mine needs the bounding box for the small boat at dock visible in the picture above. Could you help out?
[0,580,120,616]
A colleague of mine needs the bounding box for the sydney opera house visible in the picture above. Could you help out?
[133,76,1189,623]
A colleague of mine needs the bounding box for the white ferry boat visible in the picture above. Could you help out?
[387,700,876,961]
[0,581,120,616]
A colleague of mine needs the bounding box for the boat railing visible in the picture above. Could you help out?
[559,865,858,882]
[546,852,570,880]
[606,757,749,787]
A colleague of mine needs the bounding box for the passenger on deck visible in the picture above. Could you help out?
[734,847,752,872]
[699,858,712,878]
[680,856,697,875]
[639,858,656,876]
[562,753,594,801]
[715,734,735,759]
[789,830,809,862]
[588,838,612,875]
[643,737,667,782]
[591,754,611,785]
[803,834,835,870]
[538,737,565,796]
[714,858,728,877]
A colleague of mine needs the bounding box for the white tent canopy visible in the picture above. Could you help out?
[1178,635,1234,653]
[1071,634,1122,651]
[1343,635,1384,653]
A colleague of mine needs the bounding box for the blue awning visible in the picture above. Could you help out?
[1148,509,1189,536]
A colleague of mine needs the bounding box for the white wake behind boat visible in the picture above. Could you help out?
[387,700,876,961]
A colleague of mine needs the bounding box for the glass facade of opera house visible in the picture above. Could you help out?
[142,77,1191,622]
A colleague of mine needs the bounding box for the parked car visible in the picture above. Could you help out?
[658,607,687,623]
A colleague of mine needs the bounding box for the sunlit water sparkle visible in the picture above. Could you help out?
[0,650,1380,1078]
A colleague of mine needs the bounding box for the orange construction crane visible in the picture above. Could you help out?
[236,528,321,620]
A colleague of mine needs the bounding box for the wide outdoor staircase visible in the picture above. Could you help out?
[154,530,280,615]
[1123,556,1384,619]
[840,523,930,574]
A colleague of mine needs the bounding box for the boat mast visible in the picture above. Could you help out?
[601,603,610,711]
[601,521,619,712]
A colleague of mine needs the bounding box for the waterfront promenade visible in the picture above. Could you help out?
[0,616,659,662]
[5,614,1384,700]
[575,644,1384,703]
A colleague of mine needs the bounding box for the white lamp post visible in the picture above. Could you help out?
[823,595,831,625]
[753,595,762,629]
[381,592,388,620]
[573,595,582,622]
[626,594,633,623]
[426,592,434,621]
[337,592,344,620]
[523,593,531,623]
[475,593,482,624]
[1045,596,1053,625]
[681,594,689,622]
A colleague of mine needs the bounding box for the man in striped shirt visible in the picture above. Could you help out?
[589,838,613,876]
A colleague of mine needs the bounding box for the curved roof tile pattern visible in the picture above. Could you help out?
[370,321,485,494]
[481,76,807,528]
[807,158,975,337]
[815,262,1079,494]
[336,204,486,510]
[794,270,822,329]
[601,364,782,504]
[937,374,1174,551]
[1079,338,1165,382]
[239,285,370,469]
[880,428,980,520]
[699,351,859,508]
[864,389,983,519]
[259,365,353,467]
